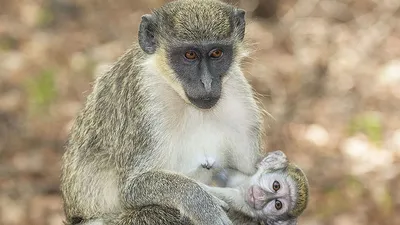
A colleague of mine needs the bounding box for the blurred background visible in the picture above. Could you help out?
[0,0,399,224]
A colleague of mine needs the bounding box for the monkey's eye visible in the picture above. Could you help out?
[272,181,280,191]
[275,200,283,210]
[185,51,198,60]
[209,49,223,58]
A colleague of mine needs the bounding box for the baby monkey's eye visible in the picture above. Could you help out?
[275,200,283,210]
[272,181,280,191]
[185,50,198,60]
[209,49,223,58]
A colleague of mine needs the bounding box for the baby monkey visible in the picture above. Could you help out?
[202,151,309,225]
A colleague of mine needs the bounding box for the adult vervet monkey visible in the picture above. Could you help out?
[61,0,264,224]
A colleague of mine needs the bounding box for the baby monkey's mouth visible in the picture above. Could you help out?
[246,185,266,210]
[246,186,256,208]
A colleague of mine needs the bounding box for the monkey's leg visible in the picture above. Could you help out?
[120,170,233,225]
[104,205,193,225]
[108,204,259,225]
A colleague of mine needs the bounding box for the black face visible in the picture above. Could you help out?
[167,43,233,109]
[138,6,245,109]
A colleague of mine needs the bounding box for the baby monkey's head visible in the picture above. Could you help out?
[246,151,309,224]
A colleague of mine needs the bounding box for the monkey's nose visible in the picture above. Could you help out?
[252,185,267,200]
[247,185,268,210]
[200,71,213,92]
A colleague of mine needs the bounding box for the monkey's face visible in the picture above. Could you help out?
[245,170,298,223]
[138,0,246,109]
[166,43,233,109]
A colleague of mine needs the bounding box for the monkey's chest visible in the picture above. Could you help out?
[177,125,225,164]
[158,95,257,184]
[162,120,234,181]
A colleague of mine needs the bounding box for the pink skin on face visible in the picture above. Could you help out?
[246,185,267,210]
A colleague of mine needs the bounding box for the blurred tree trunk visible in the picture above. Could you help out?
[224,0,278,19]
[253,0,278,19]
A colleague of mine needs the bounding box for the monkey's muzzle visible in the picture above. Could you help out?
[187,95,220,109]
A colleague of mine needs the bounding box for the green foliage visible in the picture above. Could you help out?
[25,69,57,113]
[318,187,347,217]
[345,175,364,199]
[82,59,97,78]
[348,112,383,145]
[375,186,393,217]
[317,176,366,218]
[37,7,54,27]
[0,36,18,51]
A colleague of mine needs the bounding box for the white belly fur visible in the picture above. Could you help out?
[159,78,258,183]
[143,57,260,183]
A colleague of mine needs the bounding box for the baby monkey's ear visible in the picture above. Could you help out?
[256,150,289,170]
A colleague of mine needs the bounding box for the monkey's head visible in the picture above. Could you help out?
[246,151,309,225]
[138,0,247,109]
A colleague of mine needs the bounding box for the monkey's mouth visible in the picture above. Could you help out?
[246,186,256,208]
[246,185,265,210]
[187,95,220,109]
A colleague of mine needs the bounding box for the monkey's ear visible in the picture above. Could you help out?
[232,8,246,41]
[257,150,288,170]
[138,14,157,54]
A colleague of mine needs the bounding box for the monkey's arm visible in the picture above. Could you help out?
[202,185,255,218]
[197,184,262,225]
[224,169,253,187]
[211,168,251,187]
[227,150,288,187]
[121,170,233,225]
[211,151,289,188]
[226,120,265,187]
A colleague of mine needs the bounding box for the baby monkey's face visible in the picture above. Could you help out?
[206,150,307,224]
[245,170,295,221]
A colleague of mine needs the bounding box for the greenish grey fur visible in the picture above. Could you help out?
[151,0,245,49]
[155,0,233,41]
[60,0,263,225]
[286,163,309,218]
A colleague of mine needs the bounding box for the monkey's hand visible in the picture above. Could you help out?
[257,150,288,171]
[124,171,233,225]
